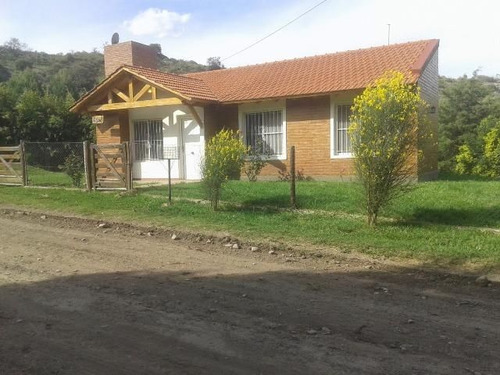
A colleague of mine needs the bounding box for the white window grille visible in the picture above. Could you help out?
[133,119,163,161]
[333,104,352,156]
[245,110,283,157]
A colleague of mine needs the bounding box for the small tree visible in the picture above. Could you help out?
[244,139,272,182]
[62,151,84,187]
[202,129,247,210]
[350,71,427,226]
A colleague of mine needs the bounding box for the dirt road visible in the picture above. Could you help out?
[0,209,498,375]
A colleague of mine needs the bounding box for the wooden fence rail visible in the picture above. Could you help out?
[0,144,26,186]
[88,142,132,191]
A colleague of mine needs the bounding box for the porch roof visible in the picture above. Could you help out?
[70,65,218,113]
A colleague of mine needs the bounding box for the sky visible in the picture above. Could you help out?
[0,0,498,78]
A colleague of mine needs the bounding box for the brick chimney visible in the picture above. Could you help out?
[104,41,158,76]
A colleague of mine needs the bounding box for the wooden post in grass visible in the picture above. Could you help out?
[20,141,28,186]
[89,143,96,191]
[168,158,172,204]
[123,141,132,191]
[290,145,296,209]
[83,141,91,191]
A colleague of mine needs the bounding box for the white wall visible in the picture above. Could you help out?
[128,105,204,180]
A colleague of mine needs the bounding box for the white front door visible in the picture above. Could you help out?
[180,117,202,180]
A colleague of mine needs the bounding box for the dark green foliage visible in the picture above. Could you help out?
[438,73,500,171]
[0,39,104,144]
[0,64,11,82]
[206,57,225,71]
[158,55,207,74]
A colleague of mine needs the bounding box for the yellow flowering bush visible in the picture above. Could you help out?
[202,129,248,210]
[481,125,500,177]
[455,144,477,175]
[350,71,427,226]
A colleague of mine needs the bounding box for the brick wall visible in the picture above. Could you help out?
[104,41,158,76]
[205,95,359,180]
[256,96,355,179]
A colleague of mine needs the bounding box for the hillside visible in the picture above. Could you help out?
[0,38,208,98]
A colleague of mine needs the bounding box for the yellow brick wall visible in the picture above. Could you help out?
[257,95,356,179]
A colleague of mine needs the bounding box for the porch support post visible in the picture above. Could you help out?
[186,104,204,127]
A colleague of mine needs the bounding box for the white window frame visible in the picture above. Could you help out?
[330,97,354,159]
[238,100,287,160]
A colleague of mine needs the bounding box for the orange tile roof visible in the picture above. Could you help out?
[184,39,439,103]
[71,39,439,113]
[126,65,218,102]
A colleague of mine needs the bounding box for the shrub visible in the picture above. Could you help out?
[277,167,311,182]
[455,120,500,178]
[480,125,500,177]
[244,140,272,182]
[202,129,247,210]
[350,71,428,226]
[62,151,84,187]
[455,144,477,175]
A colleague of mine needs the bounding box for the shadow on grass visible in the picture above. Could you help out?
[0,268,498,375]
[240,195,292,209]
[405,207,500,228]
[438,172,499,182]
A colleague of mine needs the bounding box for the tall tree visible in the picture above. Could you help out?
[206,57,225,71]
[438,74,500,171]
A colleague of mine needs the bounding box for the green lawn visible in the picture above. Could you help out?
[0,179,499,270]
[26,166,76,188]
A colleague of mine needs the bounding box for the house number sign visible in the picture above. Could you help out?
[92,115,104,124]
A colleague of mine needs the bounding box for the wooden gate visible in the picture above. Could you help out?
[89,143,132,191]
[0,145,26,186]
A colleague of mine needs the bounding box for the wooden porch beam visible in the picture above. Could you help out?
[112,88,130,102]
[133,84,151,102]
[128,79,134,102]
[151,87,157,100]
[107,91,113,104]
[187,104,204,128]
[88,97,183,112]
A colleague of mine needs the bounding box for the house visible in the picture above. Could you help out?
[71,39,439,181]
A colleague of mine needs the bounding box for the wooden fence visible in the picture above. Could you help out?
[88,142,132,191]
[0,141,132,191]
[0,143,27,186]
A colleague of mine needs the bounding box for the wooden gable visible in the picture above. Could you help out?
[71,69,190,114]
[86,72,184,113]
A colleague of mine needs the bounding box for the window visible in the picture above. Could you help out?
[332,104,353,157]
[133,119,163,161]
[245,110,283,157]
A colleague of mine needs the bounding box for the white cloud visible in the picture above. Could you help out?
[124,8,190,38]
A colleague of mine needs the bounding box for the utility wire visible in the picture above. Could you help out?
[222,0,330,62]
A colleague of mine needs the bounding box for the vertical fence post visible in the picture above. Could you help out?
[89,143,96,191]
[83,141,91,191]
[168,158,172,204]
[20,141,28,187]
[290,145,296,209]
[124,141,132,191]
